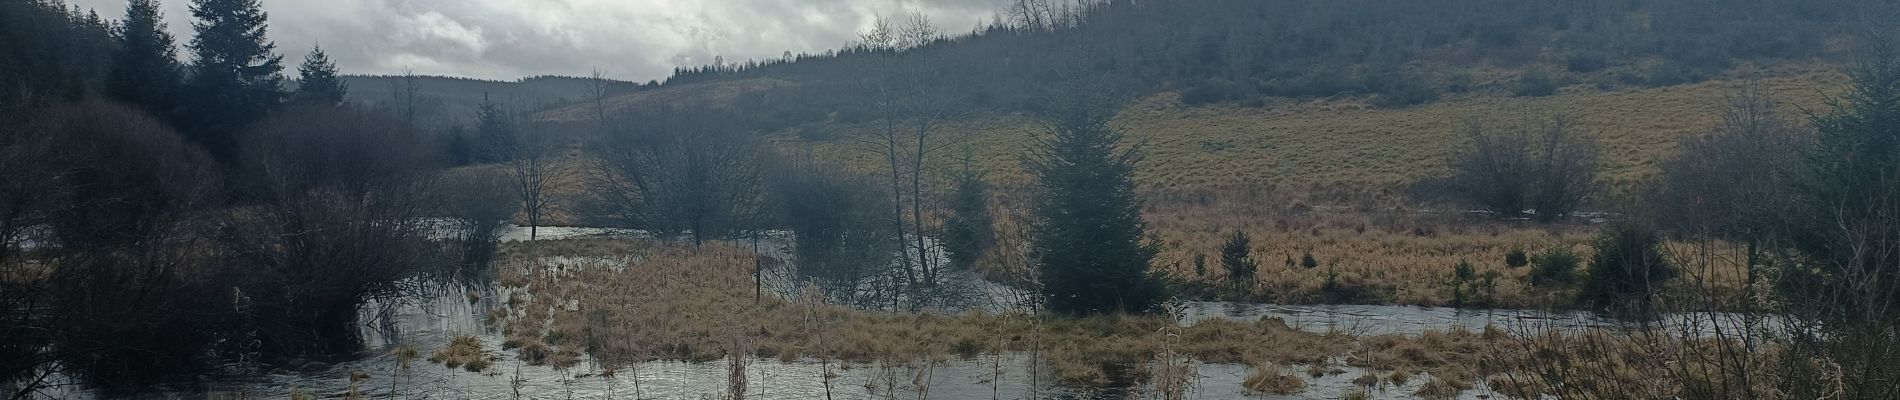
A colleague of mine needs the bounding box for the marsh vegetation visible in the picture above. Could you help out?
[4,0,1900,399]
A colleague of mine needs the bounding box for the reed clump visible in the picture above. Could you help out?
[1241,362,1306,395]
[427,335,492,373]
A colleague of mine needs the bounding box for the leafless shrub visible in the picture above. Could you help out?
[770,159,900,307]
[434,167,515,282]
[1445,115,1600,222]
[1650,84,1811,242]
[0,108,52,267]
[19,101,225,388]
[489,108,570,241]
[37,101,220,250]
[589,103,767,246]
[224,104,444,355]
[0,105,51,396]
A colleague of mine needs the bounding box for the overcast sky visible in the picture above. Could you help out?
[70,0,1007,82]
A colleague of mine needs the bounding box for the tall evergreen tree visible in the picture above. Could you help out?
[475,94,515,163]
[1221,229,1257,286]
[1779,39,1900,399]
[0,0,115,107]
[1025,90,1162,315]
[1793,41,1900,312]
[941,166,994,271]
[185,0,283,162]
[291,45,346,105]
[106,0,182,116]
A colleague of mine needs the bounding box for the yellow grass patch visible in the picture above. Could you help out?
[779,71,1846,196]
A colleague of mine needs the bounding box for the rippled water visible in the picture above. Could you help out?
[1181,302,1782,338]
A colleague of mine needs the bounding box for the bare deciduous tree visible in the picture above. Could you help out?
[229,104,444,355]
[435,167,515,280]
[591,104,767,247]
[1447,118,1530,217]
[1526,116,1600,222]
[856,13,968,288]
[499,113,568,241]
[771,157,900,307]
[28,101,224,389]
[1651,84,1810,242]
[0,109,51,267]
[390,68,420,125]
[587,68,612,127]
[1447,115,1600,221]
[1006,0,1055,31]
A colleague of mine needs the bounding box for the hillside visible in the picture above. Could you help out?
[535,78,794,123]
[547,67,1847,202]
[650,0,1866,126]
[341,74,645,125]
[533,0,1870,202]
[793,69,1845,196]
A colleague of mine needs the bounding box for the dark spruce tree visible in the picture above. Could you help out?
[291,45,346,105]
[1026,90,1162,315]
[1577,222,1675,312]
[185,0,284,162]
[1780,40,1900,399]
[1221,230,1257,287]
[475,94,515,163]
[941,167,993,271]
[106,0,183,116]
[0,0,115,107]
[1795,41,1900,306]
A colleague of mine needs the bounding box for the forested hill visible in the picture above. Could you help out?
[339,74,647,124]
[597,0,1872,132]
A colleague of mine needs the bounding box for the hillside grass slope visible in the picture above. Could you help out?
[767,69,1846,199]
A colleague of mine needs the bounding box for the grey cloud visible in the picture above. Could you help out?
[70,0,1008,82]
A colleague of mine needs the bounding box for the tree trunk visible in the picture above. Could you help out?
[885,138,916,286]
[911,138,934,286]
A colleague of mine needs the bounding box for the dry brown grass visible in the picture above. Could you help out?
[1146,197,1599,307]
[1340,323,1811,399]
[427,335,493,373]
[0,259,51,285]
[972,192,1750,309]
[489,238,1807,398]
[738,70,1810,311]
[389,346,419,370]
[1240,363,1306,395]
[776,70,1845,196]
[522,72,1812,307]
[493,239,1355,384]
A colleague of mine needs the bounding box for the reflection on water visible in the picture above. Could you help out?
[1183,302,1783,338]
[132,288,1504,399]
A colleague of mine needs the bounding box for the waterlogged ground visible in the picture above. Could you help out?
[27,226,1767,399]
[136,283,1497,400]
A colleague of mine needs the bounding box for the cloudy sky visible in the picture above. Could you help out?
[70,0,1007,82]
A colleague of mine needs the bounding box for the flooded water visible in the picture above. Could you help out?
[43,283,1492,399]
[1181,302,1783,338]
[18,225,1765,399]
